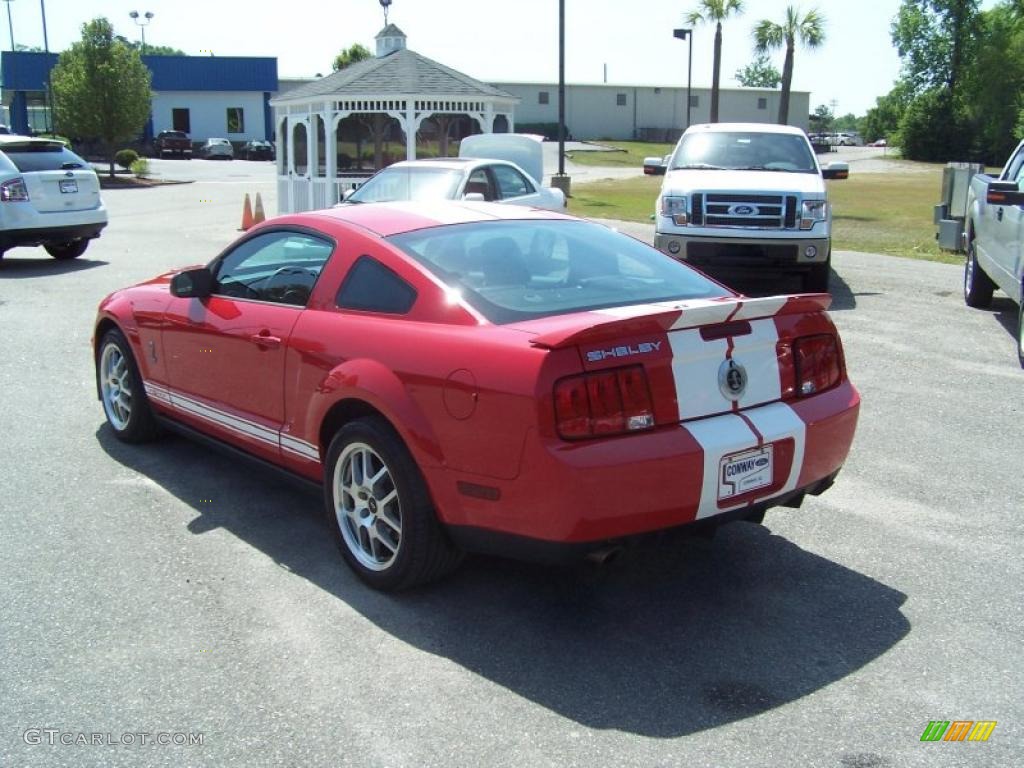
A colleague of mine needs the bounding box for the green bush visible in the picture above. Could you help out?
[130,158,150,178]
[898,89,971,163]
[115,148,140,170]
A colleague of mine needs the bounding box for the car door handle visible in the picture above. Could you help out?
[997,207,1004,221]
[249,331,282,348]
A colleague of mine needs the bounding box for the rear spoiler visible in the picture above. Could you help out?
[528,294,832,350]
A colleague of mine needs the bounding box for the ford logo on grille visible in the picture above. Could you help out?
[729,204,757,216]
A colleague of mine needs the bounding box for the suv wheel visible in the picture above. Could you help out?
[45,239,89,260]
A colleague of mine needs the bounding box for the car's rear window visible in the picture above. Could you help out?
[349,167,463,203]
[389,220,727,324]
[0,144,88,172]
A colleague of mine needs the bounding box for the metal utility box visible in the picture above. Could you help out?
[935,162,985,252]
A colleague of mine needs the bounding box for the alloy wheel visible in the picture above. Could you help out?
[333,442,402,571]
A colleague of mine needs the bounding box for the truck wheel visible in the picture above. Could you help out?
[803,258,831,293]
[964,238,994,308]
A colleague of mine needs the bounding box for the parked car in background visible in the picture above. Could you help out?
[830,133,862,147]
[342,158,565,210]
[653,122,849,292]
[154,130,192,159]
[93,201,860,590]
[240,140,274,160]
[868,138,888,147]
[199,138,234,160]
[0,135,107,261]
[341,133,565,210]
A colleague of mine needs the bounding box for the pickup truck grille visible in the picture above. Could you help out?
[692,193,799,230]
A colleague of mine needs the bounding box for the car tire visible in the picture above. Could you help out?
[45,239,89,260]
[96,328,160,443]
[324,417,462,591]
[964,237,994,308]
[804,258,831,293]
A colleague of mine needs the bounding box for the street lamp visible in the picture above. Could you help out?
[129,10,154,54]
[2,0,15,51]
[673,27,693,130]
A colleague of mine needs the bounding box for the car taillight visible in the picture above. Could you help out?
[554,365,655,439]
[792,334,841,396]
[0,177,29,202]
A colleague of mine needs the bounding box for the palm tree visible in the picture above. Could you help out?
[686,0,744,123]
[753,6,826,125]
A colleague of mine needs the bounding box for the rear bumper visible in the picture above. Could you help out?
[0,221,107,250]
[433,381,860,547]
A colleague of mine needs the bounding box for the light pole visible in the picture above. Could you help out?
[673,27,693,130]
[39,0,47,51]
[129,10,154,55]
[551,0,571,197]
[3,0,15,51]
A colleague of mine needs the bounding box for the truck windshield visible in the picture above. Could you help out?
[671,132,817,174]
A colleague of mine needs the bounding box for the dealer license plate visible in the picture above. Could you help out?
[718,445,774,501]
[59,179,78,194]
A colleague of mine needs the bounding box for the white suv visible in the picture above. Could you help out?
[0,136,108,260]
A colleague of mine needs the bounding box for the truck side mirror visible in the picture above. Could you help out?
[643,156,667,176]
[986,180,1024,206]
[822,162,849,180]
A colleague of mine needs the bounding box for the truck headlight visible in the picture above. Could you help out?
[800,199,828,230]
[660,195,688,226]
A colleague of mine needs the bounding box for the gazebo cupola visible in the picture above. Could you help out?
[270,23,519,214]
[375,24,407,57]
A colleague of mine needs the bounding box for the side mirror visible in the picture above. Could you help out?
[987,180,1024,206]
[462,192,486,202]
[170,267,214,298]
[643,156,667,176]
[341,188,355,201]
[822,162,849,180]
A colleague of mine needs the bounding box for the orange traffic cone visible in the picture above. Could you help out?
[239,193,254,231]
[253,193,266,225]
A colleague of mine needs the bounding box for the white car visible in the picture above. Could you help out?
[0,135,107,261]
[200,138,234,160]
[341,134,565,210]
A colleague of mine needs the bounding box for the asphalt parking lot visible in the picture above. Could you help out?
[1,163,1021,767]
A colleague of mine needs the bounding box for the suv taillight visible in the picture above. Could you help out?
[554,365,655,439]
[780,334,842,398]
[0,177,29,202]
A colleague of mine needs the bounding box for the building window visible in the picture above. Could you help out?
[538,91,549,105]
[227,107,245,134]
[690,94,700,108]
[616,93,627,106]
[758,97,768,110]
[172,108,190,133]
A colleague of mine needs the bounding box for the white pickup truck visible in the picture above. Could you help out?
[650,123,848,293]
[953,141,1024,366]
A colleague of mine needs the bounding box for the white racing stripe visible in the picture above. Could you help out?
[142,379,321,463]
[683,403,807,519]
[731,319,782,410]
[670,330,730,420]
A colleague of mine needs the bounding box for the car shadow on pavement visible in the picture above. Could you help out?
[988,296,1020,342]
[97,424,909,739]
[707,267,862,311]
[0,255,108,278]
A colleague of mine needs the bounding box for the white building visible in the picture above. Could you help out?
[493,82,810,141]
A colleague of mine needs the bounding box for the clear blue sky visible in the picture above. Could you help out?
[4,0,1000,116]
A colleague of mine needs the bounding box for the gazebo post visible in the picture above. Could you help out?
[404,102,416,161]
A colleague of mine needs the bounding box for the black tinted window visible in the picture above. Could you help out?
[337,257,417,314]
[1,144,87,172]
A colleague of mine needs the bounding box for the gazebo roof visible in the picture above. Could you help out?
[272,47,516,104]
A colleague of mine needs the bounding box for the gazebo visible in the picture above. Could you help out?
[271,25,518,213]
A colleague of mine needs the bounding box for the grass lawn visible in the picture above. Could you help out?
[567,157,959,264]
[566,141,675,168]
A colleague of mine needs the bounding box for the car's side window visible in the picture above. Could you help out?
[491,165,534,199]
[336,256,417,314]
[1004,148,1024,182]
[464,169,495,201]
[213,230,333,306]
